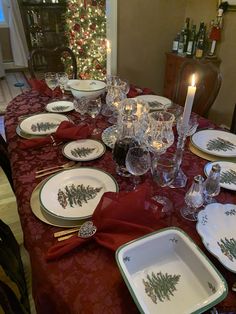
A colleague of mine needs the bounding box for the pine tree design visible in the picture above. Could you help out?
[57,184,102,209]
[71,147,96,158]
[31,122,58,132]
[217,237,236,262]
[148,101,162,109]
[225,209,236,216]
[206,137,236,152]
[208,282,216,293]
[220,169,236,185]
[52,105,70,112]
[142,271,181,303]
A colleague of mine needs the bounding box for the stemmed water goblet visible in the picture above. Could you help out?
[45,72,59,98]
[86,97,102,135]
[73,97,88,121]
[125,146,151,189]
[57,72,69,99]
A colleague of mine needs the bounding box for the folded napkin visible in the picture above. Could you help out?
[46,183,166,261]
[128,84,155,98]
[19,121,92,149]
[29,79,62,98]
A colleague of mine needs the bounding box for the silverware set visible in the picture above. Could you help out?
[54,227,81,241]
[35,160,77,178]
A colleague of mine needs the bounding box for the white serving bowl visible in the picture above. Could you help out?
[69,79,106,99]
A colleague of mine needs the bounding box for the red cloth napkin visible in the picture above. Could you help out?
[127,84,155,98]
[46,183,166,261]
[19,121,92,149]
[29,79,62,98]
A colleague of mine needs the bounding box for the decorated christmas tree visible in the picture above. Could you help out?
[65,0,106,80]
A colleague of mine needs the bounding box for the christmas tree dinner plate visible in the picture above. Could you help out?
[116,227,227,314]
[191,129,236,157]
[39,167,118,220]
[62,139,106,161]
[19,113,70,135]
[197,203,236,273]
[135,95,172,111]
[46,100,74,113]
[204,161,236,191]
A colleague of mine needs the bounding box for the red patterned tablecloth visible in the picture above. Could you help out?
[5,90,236,314]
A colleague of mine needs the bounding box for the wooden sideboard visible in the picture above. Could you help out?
[163,52,221,101]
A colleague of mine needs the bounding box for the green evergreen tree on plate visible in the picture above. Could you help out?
[220,169,236,185]
[57,184,102,208]
[207,137,236,152]
[31,122,58,132]
[71,147,95,158]
[52,106,70,111]
[217,237,236,261]
[143,271,181,303]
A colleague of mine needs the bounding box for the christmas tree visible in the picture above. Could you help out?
[65,0,106,80]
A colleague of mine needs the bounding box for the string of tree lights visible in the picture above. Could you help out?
[65,0,107,80]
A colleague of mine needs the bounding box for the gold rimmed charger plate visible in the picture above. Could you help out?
[189,142,236,162]
[30,178,85,228]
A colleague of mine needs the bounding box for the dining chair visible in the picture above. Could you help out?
[230,103,236,134]
[0,219,30,313]
[0,134,14,192]
[172,59,222,117]
[28,46,78,80]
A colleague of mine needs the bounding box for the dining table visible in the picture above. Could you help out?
[4,88,236,314]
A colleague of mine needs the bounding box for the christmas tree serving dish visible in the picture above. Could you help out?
[19,113,70,135]
[46,100,74,113]
[197,203,236,273]
[39,167,118,220]
[69,79,106,99]
[134,95,172,111]
[204,161,236,191]
[116,227,227,314]
[191,129,236,157]
[62,139,106,161]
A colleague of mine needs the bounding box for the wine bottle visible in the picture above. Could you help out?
[172,33,180,53]
[177,29,185,55]
[186,24,196,57]
[195,24,206,59]
[183,17,190,53]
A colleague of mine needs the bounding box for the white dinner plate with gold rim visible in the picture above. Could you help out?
[191,129,236,158]
[135,95,172,111]
[46,100,74,113]
[62,139,106,161]
[19,113,70,135]
[30,179,84,228]
[39,167,118,220]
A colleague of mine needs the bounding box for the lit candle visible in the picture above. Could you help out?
[106,40,112,76]
[182,74,196,130]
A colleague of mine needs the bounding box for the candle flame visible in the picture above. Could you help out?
[191,74,196,87]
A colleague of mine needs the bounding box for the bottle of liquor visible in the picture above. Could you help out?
[195,23,206,59]
[172,33,180,53]
[183,17,190,53]
[177,29,185,55]
[186,24,196,57]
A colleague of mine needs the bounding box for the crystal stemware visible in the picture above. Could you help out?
[86,97,102,135]
[73,97,88,121]
[57,72,69,99]
[125,146,151,189]
[45,72,58,97]
[180,175,205,221]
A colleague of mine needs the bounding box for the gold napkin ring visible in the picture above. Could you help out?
[78,221,97,238]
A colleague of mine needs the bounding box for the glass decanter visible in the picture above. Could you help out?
[204,163,221,204]
[180,175,205,221]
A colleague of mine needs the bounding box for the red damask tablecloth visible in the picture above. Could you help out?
[4,90,236,314]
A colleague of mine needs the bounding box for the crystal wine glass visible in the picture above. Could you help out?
[180,175,205,221]
[45,72,58,97]
[73,97,88,121]
[57,72,69,99]
[125,146,151,189]
[86,97,102,135]
[177,114,199,137]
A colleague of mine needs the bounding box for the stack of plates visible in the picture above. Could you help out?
[17,113,70,139]
[30,167,118,227]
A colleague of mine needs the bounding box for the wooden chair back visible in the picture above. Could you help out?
[172,60,222,117]
[230,103,236,134]
[0,134,14,192]
[28,47,77,80]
